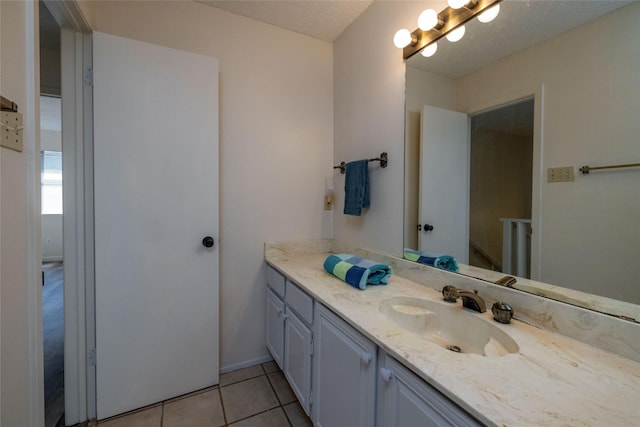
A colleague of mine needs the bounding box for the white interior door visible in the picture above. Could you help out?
[93,32,219,419]
[419,105,469,262]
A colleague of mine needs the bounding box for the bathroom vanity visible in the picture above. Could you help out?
[264,240,640,426]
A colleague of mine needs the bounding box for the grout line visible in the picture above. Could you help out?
[264,369,283,406]
[218,383,229,426]
[281,402,295,427]
[263,367,295,427]
[226,406,284,426]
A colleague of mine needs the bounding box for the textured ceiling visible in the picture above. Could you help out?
[197,0,373,42]
[407,0,634,79]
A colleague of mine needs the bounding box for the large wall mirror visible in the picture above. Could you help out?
[403,0,639,321]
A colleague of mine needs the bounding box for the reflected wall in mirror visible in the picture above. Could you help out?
[403,1,640,319]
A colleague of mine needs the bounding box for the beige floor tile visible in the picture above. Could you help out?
[163,389,225,427]
[228,408,290,427]
[268,371,296,405]
[283,402,313,427]
[261,360,280,374]
[220,364,265,386]
[221,376,279,423]
[97,405,162,427]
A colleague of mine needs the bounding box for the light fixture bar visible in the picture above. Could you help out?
[402,0,502,59]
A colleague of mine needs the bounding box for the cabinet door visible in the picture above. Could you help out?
[284,310,313,415]
[265,288,285,369]
[313,303,376,427]
[377,352,481,427]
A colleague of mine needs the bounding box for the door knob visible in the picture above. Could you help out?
[424,224,434,232]
[202,236,215,248]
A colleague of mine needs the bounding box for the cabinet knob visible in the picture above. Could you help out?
[360,352,372,365]
[380,368,393,383]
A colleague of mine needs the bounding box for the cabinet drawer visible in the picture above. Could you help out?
[286,280,313,324]
[267,265,286,298]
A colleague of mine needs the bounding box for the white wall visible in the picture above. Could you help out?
[333,1,437,255]
[455,3,640,303]
[92,1,333,370]
[0,1,42,425]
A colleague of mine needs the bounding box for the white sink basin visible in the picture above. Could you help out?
[379,296,519,357]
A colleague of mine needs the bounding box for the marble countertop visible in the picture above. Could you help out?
[265,249,640,427]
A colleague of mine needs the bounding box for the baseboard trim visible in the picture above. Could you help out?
[220,354,273,374]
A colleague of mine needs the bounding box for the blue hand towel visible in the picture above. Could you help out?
[343,160,370,216]
[323,254,392,290]
[403,248,459,272]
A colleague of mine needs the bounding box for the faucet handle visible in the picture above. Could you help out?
[442,285,458,303]
[492,302,514,324]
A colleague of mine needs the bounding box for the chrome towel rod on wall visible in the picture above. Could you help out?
[333,152,388,174]
[579,162,640,174]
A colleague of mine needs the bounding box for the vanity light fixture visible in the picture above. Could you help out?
[393,28,415,49]
[448,0,472,10]
[394,0,502,59]
[445,25,466,42]
[421,43,438,57]
[418,9,442,31]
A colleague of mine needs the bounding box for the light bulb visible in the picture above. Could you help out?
[421,43,438,58]
[448,0,468,9]
[478,4,500,23]
[418,9,439,31]
[393,29,412,48]
[446,25,465,42]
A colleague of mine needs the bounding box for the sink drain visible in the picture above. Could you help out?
[445,345,462,353]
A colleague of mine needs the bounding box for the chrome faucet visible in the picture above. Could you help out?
[442,285,487,313]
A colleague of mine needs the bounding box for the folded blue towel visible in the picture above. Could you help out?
[403,248,459,272]
[343,160,370,216]
[323,254,392,290]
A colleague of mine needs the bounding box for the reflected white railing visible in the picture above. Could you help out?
[500,218,531,278]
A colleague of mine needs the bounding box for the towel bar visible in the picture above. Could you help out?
[579,162,640,174]
[333,152,388,174]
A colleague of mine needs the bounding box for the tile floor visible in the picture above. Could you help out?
[94,362,313,427]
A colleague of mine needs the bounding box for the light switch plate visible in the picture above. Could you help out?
[547,166,575,182]
[1,111,24,152]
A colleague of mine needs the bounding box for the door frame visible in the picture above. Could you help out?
[38,1,95,424]
[463,85,544,280]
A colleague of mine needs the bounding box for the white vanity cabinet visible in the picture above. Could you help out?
[265,267,286,369]
[313,302,377,427]
[266,262,482,426]
[265,265,313,415]
[376,351,482,427]
[283,281,314,415]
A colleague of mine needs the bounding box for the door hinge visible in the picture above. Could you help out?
[88,348,96,366]
[84,68,93,87]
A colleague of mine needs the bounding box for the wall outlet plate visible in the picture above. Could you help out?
[324,195,334,210]
[547,166,575,182]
